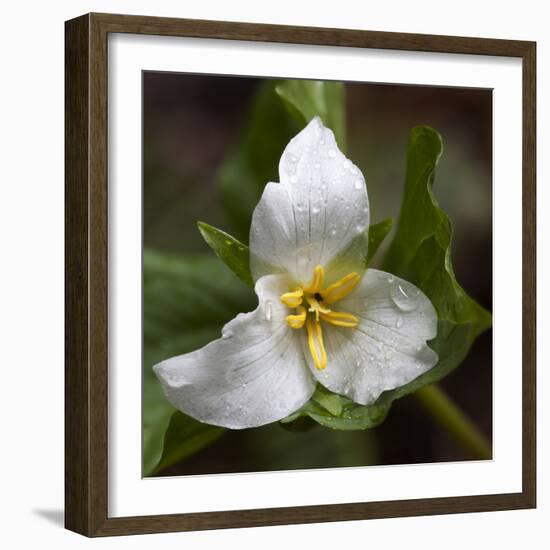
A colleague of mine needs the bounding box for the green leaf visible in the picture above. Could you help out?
[366,218,394,265]
[378,125,492,401]
[197,221,253,287]
[275,80,346,151]
[154,411,226,473]
[217,81,301,241]
[142,248,256,475]
[281,384,392,431]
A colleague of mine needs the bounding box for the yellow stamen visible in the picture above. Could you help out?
[280,289,303,308]
[305,317,327,370]
[315,320,327,369]
[286,306,307,329]
[320,311,359,328]
[279,265,359,371]
[321,272,360,304]
[304,264,325,293]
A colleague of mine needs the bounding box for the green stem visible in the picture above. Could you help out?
[414,384,492,460]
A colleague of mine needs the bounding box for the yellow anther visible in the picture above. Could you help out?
[320,311,359,328]
[280,289,303,308]
[305,317,327,370]
[286,306,307,329]
[304,264,325,293]
[321,272,361,304]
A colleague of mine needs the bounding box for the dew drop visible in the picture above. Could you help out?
[328,149,336,158]
[395,316,403,328]
[264,300,273,322]
[312,205,321,214]
[354,180,363,190]
[222,327,233,339]
[384,348,394,360]
[391,283,420,312]
[296,203,305,213]
[330,228,338,236]
[387,275,395,284]
[225,240,233,246]
[290,174,298,184]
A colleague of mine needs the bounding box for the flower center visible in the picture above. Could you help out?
[280,265,360,370]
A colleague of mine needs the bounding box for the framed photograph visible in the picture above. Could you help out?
[65,12,536,537]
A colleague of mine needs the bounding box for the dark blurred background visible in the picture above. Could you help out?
[144,73,492,475]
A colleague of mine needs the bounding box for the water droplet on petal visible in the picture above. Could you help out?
[387,275,395,283]
[312,205,320,214]
[391,283,420,312]
[384,348,394,360]
[290,174,298,184]
[264,300,273,322]
[225,240,233,246]
[395,316,403,328]
[328,149,336,158]
[354,180,363,190]
[222,327,233,339]
[330,228,338,236]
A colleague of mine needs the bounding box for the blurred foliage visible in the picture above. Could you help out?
[154,411,225,474]
[275,80,346,151]
[218,82,301,241]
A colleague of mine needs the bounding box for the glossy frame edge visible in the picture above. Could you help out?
[64,12,537,537]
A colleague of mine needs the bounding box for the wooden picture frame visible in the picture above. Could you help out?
[65,12,536,537]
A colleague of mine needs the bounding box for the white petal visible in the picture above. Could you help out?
[249,117,370,284]
[153,274,315,429]
[306,269,438,405]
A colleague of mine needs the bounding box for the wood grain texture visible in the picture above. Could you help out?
[64,12,537,537]
[65,14,92,535]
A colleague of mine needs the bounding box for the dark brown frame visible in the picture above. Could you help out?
[65,12,537,537]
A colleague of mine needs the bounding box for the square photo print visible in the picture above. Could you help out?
[142,73,493,478]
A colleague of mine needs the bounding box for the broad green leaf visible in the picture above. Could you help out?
[366,218,394,265]
[275,80,346,151]
[281,384,392,431]
[217,81,301,241]
[155,411,226,474]
[142,248,256,475]
[197,221,253,287]
[378,125,492,402]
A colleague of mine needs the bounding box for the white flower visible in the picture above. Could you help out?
[154,117,438,429]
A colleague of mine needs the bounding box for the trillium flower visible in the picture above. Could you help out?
[154,117,438,429]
